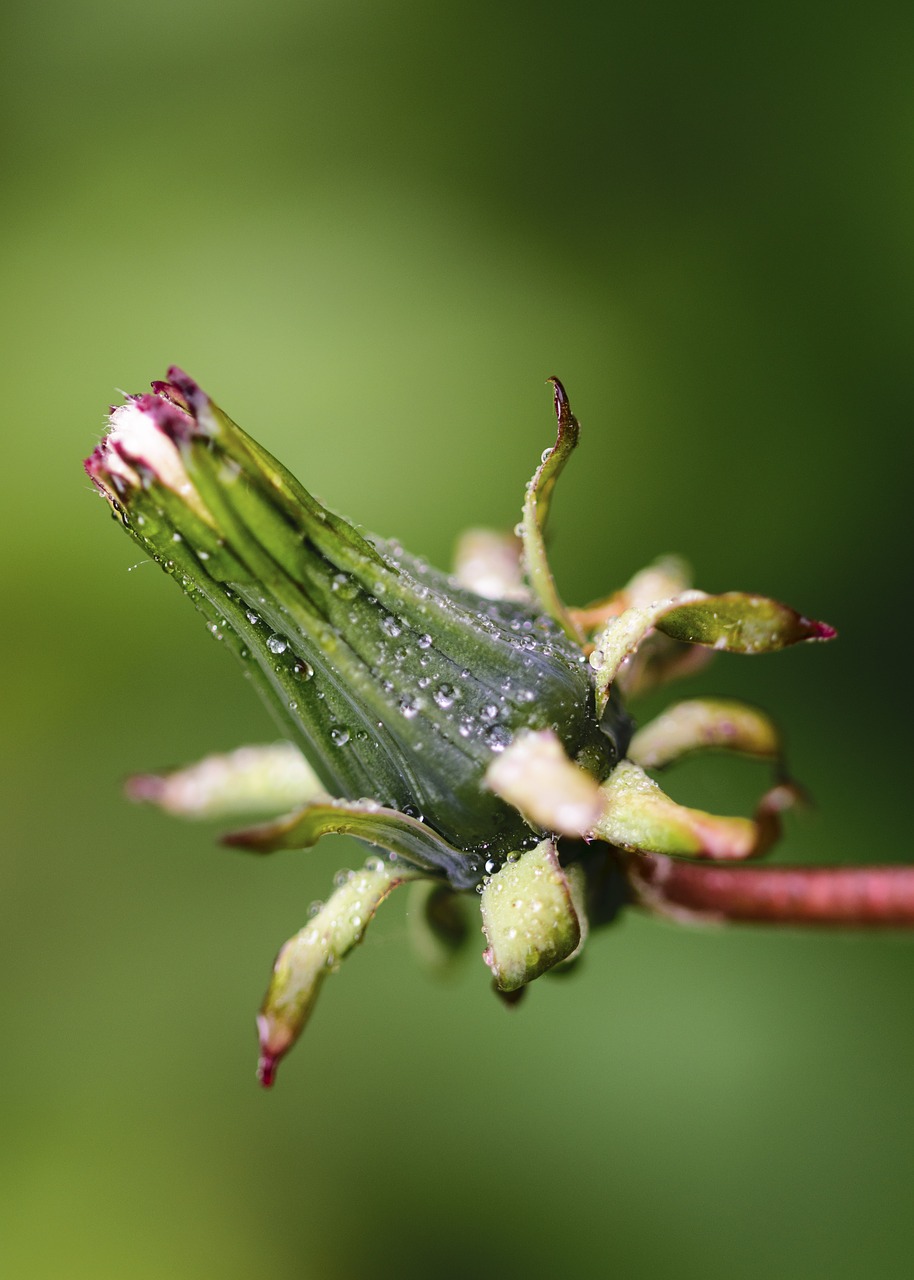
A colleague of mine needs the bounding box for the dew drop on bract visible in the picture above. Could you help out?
[483,724,511,752]
[434,684,456,708]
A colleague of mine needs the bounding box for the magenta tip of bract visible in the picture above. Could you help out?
[123,772,164,805]
[131,391,195,442]
[150,379,191,412]
[83,442,115,489]
[257,1051,278,1089]
[165,366,205,410]
[813,621,838,640]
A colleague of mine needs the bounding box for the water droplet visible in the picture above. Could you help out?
[417,633,432,649]
[330,727,350,747]
[483,724,511,752]
[364,855,385,873]
[246,610,261,626]
[481,704,498,721]
[541,446,553,462]
[398,696,421,719]
[484,858,498,874]
[308,900,323,917]
[434,683,456,708]
[267,634,288,654]
[333,869,352,888]
[292,659,313,681]
[381,615,402,637]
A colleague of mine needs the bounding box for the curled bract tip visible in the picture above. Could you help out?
[256,1014,291,1089]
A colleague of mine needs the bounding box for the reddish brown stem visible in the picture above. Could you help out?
[627,853,914,927]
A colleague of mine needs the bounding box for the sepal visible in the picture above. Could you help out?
[224,797,490,889]
[126,742,327,819]
[257,859,422,1085]
[628,699,781,770]
[593,761,795,860]
[479,840,582,991]
[591,591,835,715]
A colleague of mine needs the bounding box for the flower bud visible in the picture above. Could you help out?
[86,369,628,878]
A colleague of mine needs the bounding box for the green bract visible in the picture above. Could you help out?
[86,368,844,1086]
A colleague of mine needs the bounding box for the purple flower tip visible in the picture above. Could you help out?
[165,366,206,414]
[131,392,194,443]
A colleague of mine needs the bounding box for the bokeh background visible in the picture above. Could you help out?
[3,2,913,1276]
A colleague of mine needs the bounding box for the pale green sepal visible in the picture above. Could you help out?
[407,880,471,970]
[628,698,781,770]
[485,728,606,837]
[519,379,583,643]
[223,798,479,888]
[452,528,530,602]
[257,859,422,1085]
[591,592,835,717]
[126,742,328,819]
[593,761,759,859]
[479,839,581,991]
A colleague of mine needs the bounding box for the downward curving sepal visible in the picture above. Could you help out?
[628,699,782,771]
[593,761,796,861]
[257,859,422,1086]
[479,840,581,991]
[223,798,488,889]
[485,728,606,837]
[126,742,327,819]
[591,592,836,715]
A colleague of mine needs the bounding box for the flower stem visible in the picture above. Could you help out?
[627,853,914,927]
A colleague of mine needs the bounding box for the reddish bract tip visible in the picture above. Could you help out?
[257,1051,278,1088]
[124,772,165,805]
[166,366,206,414]
[812,621,838,640]
[150,379,191,413]
[546,375,569,422]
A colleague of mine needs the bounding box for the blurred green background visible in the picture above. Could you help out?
[3,1,913,1276]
